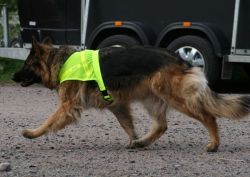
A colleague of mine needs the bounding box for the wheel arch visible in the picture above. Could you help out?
[87,21,154,49]
[155,22,230,58]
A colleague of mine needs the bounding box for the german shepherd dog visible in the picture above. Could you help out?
[13,37,250,152]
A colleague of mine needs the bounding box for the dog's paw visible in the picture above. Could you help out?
[127,140,147,149]
[22,129,35,139]
[206,143,219,152]
[126,144,136,149]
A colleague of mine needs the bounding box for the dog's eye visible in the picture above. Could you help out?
[24,60,30,65]
[25,56,38,66]
[25,57,33,65]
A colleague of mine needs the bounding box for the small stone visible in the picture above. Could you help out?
[29,165,37,168]
[0,162,11,172]
[174,164,182,168]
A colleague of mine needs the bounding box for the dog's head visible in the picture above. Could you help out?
[13,37,53,87]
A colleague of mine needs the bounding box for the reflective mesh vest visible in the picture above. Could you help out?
[59,50,113,102]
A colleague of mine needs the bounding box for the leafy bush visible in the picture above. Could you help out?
[0,57,23,82]
[0,1,20,45]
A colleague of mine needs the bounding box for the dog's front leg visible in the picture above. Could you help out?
[109,103,138,146]
[22,101,80,139]
[129,98,168,148]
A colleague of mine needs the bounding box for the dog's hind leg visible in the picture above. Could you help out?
[130,98,168,148]
[186,113,219,152]
[176,108,219,152]
[22,101,81,139]
[159,92,220,151]
[145,66,220,151]
[109,103,138,146]
[200,115,219,152]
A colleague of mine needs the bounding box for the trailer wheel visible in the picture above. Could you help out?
[167,35,220,85]
[97,35,140,48]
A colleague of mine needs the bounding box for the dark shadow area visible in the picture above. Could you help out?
[212,65,250,94]
[213,80,250,93]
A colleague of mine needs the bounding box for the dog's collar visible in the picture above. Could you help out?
[59,50,113,102]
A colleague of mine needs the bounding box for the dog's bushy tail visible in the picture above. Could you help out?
[204,92,250,119]
[182,67,250,119]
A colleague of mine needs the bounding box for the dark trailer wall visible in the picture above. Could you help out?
[18,0,235,50]
[11,0,250,84]
[87,0,235,50]
[16,0,238,85]
[237,0,250,50]
[18,0,81,45]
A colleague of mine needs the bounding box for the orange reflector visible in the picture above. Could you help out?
[114,21,123,27]
[183,22,192,27]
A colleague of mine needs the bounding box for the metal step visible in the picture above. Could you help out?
[224,54,250,63]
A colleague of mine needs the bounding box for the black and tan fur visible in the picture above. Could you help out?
[13,38,250,152]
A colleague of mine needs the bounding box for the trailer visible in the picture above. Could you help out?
[0,0,249,85]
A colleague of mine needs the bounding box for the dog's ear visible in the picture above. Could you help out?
[31,36,39,50]
[42,37,52,45]
[31,36,45,57]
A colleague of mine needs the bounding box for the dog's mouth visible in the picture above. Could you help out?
[12,77,39,87]
[12,73,41,87]
[20,79,37,87]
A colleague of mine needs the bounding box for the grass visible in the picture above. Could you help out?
[0,57,24,82]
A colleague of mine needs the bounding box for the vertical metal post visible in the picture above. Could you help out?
[231,0,240,54]
[81,0,90,49]
[2,4,9,47]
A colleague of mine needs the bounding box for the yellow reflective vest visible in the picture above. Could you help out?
[59,50,113,102]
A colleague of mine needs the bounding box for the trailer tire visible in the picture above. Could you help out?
[167,35,220,85]
[97,35,140,48]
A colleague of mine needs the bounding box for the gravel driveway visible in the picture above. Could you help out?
[0,84,250,177]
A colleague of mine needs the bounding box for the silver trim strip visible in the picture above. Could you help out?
[81,0,90,49]
[225,54,250,63]
[231,0,241,54]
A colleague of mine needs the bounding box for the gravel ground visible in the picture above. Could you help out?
[0,83,250,177]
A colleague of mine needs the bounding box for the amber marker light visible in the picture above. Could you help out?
[183,21,192,27]
[114,21,123,27]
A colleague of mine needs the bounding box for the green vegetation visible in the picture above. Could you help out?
[0,0,17,12]
[0,57,23,82]
[8,0,17,12]
[0,23,20,42]
[0,0,20,42]
[0,1,22,82]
